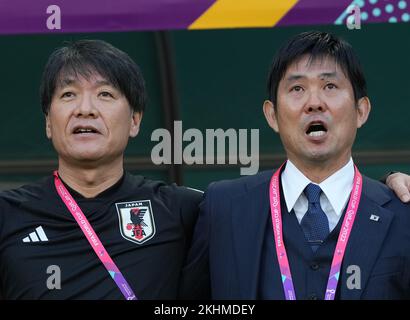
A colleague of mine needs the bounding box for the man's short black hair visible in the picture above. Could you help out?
[40,39,146,115]
[267,31,367,106]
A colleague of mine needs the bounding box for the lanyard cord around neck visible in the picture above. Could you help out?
[53,171,137,300]
[269,163,363,300]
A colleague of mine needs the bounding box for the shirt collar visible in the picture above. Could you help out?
[319,159,354,216]
[281,158,354,216]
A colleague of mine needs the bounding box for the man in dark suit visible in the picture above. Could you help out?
[182,31,410,300]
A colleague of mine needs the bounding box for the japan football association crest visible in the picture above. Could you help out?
[116,200,156,244]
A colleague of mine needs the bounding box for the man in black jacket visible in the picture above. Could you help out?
[0,40,202,299]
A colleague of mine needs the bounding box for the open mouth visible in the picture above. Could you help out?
[72,126,100,135]
[306,122,328,137]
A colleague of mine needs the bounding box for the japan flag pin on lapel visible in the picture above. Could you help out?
[370,214,380,222]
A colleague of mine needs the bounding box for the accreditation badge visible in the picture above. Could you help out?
[115,200,156,244]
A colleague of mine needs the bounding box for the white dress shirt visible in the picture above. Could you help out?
[281,158,355,232]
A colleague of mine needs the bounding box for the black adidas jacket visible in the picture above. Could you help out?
[0,172,202,299]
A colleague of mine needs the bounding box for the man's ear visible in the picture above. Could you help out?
[129,111,143,138]
[45,114,52,139]
[356,97,371,128]
[263,100,279,133]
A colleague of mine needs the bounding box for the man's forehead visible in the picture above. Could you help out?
[56,72,112,88]
[283,55,343,80]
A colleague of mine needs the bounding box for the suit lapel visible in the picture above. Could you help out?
[340,177,394,299]
[231,177,271,299]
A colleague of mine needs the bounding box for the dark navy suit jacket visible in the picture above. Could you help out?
[180,170,410,299]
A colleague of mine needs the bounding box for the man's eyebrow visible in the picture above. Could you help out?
[285,74,306,82]
[319,72,338,79]
[57,78,114,88]
[285,72,338,82]
[95,79,113,86]
[58,78,77,87]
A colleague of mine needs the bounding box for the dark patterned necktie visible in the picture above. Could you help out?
[301,183,330,252]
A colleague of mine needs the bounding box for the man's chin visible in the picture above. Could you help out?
[69,152,107,165]
[304,150,333,163]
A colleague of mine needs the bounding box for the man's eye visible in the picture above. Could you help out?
[61,92,74,98]
[291,86,304,92]
[325,83,337,90]
[99,91,114,98]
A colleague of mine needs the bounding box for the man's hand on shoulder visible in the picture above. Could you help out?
[386,172,410,203]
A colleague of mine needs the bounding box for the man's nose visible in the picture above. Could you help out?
[305,90,325,113]
[74,94,98,117]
